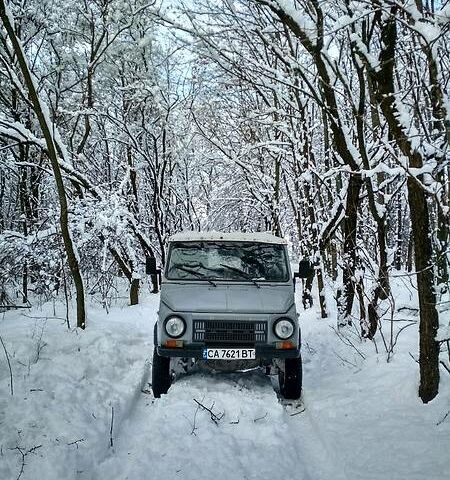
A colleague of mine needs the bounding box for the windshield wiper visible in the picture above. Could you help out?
[219,264,260,288]
[172,264,217,287]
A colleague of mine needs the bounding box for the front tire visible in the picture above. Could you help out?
[152,347,172,398]
[279,355,302,400]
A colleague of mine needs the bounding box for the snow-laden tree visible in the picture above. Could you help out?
[150,0,449,402]
[1,0,448,401]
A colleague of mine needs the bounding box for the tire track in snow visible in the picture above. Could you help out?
[83,357,152,479]
[92,368,345,480]
[284,394,350,480]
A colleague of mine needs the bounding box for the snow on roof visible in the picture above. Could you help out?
[168,231,288,245]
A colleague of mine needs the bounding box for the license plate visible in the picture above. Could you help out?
[202,348,256,360]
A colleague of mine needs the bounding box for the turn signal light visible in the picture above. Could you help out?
[165,340,184,348]
[276,341,295,350]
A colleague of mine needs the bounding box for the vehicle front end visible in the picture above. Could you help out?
[151,233,303,399]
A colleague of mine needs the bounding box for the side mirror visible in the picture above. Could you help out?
[297,259,314,279]
[146,257,157,275]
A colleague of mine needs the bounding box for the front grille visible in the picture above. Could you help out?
[193,320,267,344]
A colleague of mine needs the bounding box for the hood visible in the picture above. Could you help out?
[161,283,294,314]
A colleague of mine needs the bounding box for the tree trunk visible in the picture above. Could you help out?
[1,1,86,328]
[130,278,140,306]
[363,6,440,402]
[337,174,362,326]
[407,178,440,402]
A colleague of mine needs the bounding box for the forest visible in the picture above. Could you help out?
[0,2,449,477]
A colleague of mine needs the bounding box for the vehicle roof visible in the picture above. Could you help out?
[168,231,288,245]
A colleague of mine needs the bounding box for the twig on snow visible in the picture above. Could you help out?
[332,350,357,368]
[109,406,114,448]
[10,444,42,480]
[290,408,306,416]
[191,401,201,435]
[22,314,66,321]
[253,412,268,422]
[31,319,47,364]
[193,398,224,425]
[67,439,85,449]
[304,342,317,355]
[436,410,449,426]
[0,333,13,395]
[330,326,366,359]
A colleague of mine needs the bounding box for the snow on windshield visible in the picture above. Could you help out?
[166,242,289,282]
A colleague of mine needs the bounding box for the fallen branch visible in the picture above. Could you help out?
[11,444,42,480]
[191,401,201,435]
[67,439,85,449]
[22,314,66,320]
[253,412,268,422]
[436,410,449,426]
[330,326,366,360]
[0,333,13,395]
[332,350,357,368]
[193,398,224,425]
[290,408,306,416]
[109,406,114,448]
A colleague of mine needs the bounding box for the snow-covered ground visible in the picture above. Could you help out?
[1,283,449,480]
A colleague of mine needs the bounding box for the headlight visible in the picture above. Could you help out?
[164,316,186,338]
[274,318,294,339]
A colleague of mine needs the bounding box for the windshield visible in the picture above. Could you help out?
[166,241,289,282]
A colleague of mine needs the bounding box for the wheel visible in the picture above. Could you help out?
[279,355,302,400]
[152,347,172,398]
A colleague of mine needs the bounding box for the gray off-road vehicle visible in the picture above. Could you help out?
[148,232,312,400]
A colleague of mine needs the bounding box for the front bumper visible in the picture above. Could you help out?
[157,343,300,359]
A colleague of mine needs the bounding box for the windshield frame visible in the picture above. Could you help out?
[164,240,291,284]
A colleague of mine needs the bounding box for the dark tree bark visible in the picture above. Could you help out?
[107,243,141,305]
[407,179,440,402]
[130,278,140,306]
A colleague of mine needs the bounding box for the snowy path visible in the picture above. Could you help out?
[1,289,449,480]
[94,368,347,480]
[90,291,449,480]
